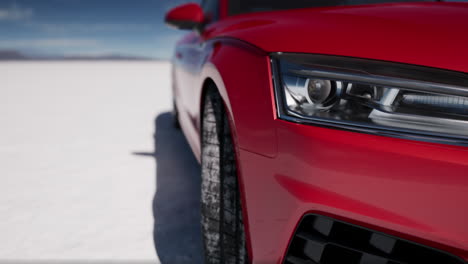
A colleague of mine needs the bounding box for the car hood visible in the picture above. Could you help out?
[205,2,468,73]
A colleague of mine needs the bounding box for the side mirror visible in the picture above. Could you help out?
[165,3,204,30]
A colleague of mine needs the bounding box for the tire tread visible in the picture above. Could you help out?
[201,87,247,264]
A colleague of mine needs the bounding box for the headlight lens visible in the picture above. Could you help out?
[272,54,468,144]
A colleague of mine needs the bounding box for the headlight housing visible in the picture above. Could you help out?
[271,53,468,145]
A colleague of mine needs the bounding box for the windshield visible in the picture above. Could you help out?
[229,0,437,15]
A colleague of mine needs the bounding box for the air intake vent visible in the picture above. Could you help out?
[284,214,465,264]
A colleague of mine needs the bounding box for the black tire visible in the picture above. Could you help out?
[172,100,181,129]
[201,86,248,264]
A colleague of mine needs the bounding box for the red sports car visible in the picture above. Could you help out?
[165,1,468,263]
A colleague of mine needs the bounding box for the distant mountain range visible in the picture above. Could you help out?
[0,50,28,60]
[0,50,158,61]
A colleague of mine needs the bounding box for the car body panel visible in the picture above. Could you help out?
[170,2,468,263]
[203,3,468,73]
[240,121,468,263]
[174,37,278,159]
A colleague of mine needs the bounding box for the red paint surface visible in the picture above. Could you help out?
[165,3,204,25]
[168,2,468,263]
[206,3,468,73]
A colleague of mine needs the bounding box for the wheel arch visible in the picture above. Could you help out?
[198,63,237,143]
[197,38,278,158]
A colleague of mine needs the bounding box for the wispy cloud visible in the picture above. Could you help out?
[0,38,99,48]
[0,4,33,21]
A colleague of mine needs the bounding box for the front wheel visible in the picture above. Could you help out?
[200,86,248,264]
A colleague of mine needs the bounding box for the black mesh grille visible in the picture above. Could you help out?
[284,214,465,264]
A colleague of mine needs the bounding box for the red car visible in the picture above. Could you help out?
[165,1,468,263]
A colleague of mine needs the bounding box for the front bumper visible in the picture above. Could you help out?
[239,119,468,263]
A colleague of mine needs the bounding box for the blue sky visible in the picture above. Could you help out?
[0,0,200,59]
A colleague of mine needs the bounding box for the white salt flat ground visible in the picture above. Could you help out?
[0,62,203,263]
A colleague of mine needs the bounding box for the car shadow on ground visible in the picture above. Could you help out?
[136,112,204,264]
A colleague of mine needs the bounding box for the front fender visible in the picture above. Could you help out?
[198,38,278,159]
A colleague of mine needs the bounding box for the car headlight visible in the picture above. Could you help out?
[271,53,468,145]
